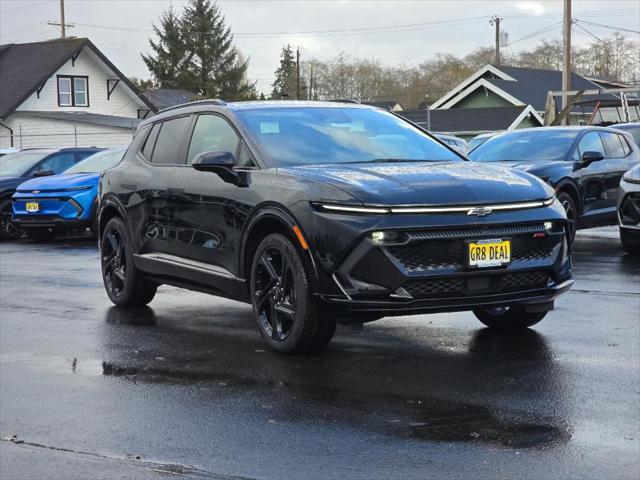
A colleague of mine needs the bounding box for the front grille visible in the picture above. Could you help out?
[386,226,559,273]
[403,271,549,298]
[405,223,544,240]
[620,193,640,226]
[387,239,463,271]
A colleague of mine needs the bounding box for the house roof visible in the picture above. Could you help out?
[143,89,199,111]
[362,100,402,111]
[398,105,542,133]
[432,64,614,111]
[20,111,141,129]
[0,37,156,118]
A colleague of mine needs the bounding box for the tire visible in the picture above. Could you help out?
[473,306,547,330]
[620,228,640,255]
[25,227,58,242]
[101,216,157,306]
[250,233,336,354]
[557,191,577,243]
[0,198,22,241]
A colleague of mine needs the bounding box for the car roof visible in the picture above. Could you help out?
[611,122,640,128]
[140,100,377,128]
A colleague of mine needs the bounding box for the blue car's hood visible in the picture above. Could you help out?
[281,161,554,206]
[16,173,99,192]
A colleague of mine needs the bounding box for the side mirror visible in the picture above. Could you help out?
[33,169,55,177]
[192,151,241,185]
[581,151,604,166]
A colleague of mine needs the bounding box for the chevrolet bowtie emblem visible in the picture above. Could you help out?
[467,206,493,216]
[32,190,40,194]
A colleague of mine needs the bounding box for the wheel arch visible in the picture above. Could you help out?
[239,206,319,283]
[554,179,582,216]
[98,197,127,240]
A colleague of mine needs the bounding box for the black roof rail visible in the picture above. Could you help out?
[157,99,227,115]
[329,99,361,104]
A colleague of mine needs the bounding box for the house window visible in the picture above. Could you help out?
[57,75,89,107]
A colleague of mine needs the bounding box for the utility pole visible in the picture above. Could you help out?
[489,15,502,65]
[296,47,301,100]
[59,0,66,38]
[562,0,572,123]
[47,0,74,38]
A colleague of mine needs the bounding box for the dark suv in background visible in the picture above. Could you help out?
[0,147,103,240]
[98,101,573,353]
[469,127,639,241]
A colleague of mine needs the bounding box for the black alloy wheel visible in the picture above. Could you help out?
[102,224,127,299]
[101,217,156,306]
[557,192,577,242]
[473,305,547,329]
[250,233,335,353]
[0,199,22,241]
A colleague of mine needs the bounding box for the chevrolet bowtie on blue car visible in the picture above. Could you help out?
[0,147,103,240]
[98,100,574,353]
[12,147,125,241]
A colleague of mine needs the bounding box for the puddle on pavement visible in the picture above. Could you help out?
[96,358,569,449]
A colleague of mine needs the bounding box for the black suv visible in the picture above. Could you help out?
[98,101,573,353]
[0,147,103,240]
[469,127,640,241]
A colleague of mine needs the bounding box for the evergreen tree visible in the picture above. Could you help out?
[271,45,297,99]
[141,6,188,89]
[180,0,255,100]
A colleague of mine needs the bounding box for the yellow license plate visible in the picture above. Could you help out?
[25,202,40,213]
[468,239,511,268]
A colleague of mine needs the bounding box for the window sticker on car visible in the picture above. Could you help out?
[260,122,280,134]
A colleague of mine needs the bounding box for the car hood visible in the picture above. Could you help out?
[0,176,27,192]
[487,159,568,173]
[16,173,99,192]
[280,161,553,206]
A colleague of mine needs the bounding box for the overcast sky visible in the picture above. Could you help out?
[1,0,639,94]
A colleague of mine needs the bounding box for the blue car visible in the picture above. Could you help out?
[0,147,103,240]
[12,147,126,240]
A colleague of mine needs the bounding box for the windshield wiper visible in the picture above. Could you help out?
[345,158,429,164]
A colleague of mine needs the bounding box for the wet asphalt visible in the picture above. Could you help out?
[0,228,638,480]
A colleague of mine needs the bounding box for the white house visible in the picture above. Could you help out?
[0,38,157,149]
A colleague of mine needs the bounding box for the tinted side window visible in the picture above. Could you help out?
[619,134,632,156]
[187,114,240,164]
[151,116,192,165]
[578,132,606,158]
[32,152,76,174]
[142,124,160,160]
[600,132,626,158]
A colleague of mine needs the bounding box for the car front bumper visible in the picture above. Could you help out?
[12,190,96,230]
[294,201,573,317]
[618,177,640,232]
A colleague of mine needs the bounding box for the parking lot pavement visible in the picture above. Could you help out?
[0,228,638,480]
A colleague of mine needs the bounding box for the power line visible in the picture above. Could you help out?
[573,19,640,35]
[505,21,563,47]
[0,0,55,14]
[573,22,640,68]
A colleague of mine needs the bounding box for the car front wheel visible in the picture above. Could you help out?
[620,228,640,255]
[473,306,547,329]
[101,217,157,306]
[250,233,336,354]
[557,191,577,243]
[0,199,22,241]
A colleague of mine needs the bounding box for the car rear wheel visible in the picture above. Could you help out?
[620,228,640,255]
[473,306,547,329]
[557,191,577,243]
[250,233,336,354]
[0,199,22,241]
[101,217,157,306]
[25,227,58,242]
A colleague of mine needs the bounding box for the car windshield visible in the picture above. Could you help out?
[235,107,461,166]
[615,125,640,146]
[65,148,125,174]
[469,130,579,162]
[0,150,52,177]
[468,135,493,151]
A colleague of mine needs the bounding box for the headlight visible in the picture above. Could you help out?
[64,185,93,191]
[622,171,640,185]
[313,203,390,214]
